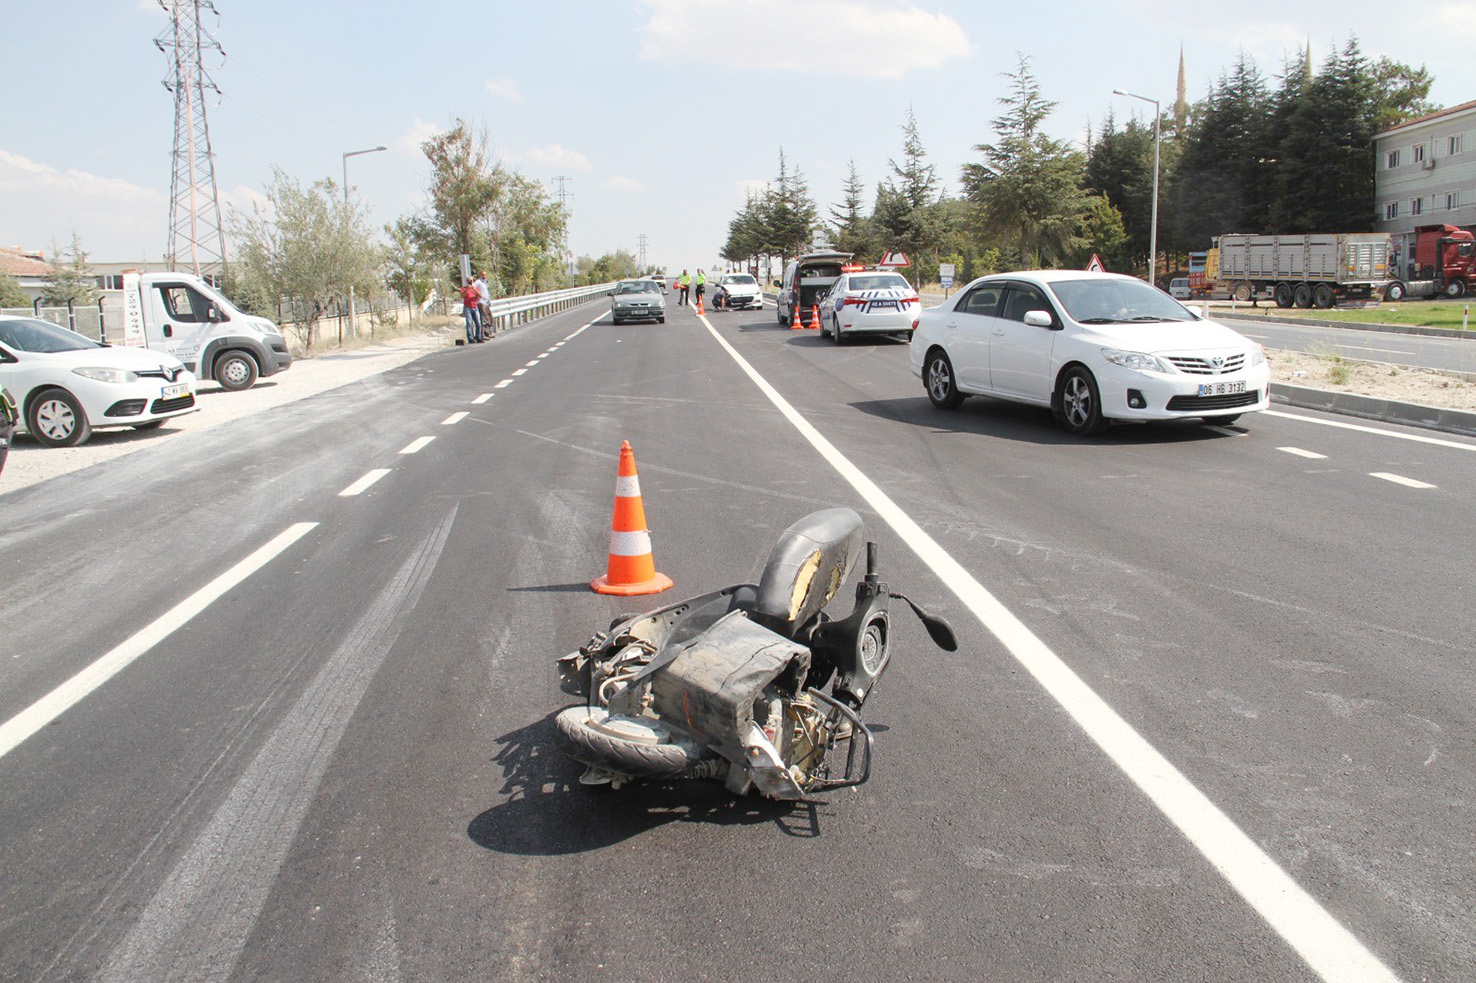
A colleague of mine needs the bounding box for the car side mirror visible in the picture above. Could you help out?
[1023,310,1053,328]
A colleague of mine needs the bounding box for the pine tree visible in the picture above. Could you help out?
[41,232,98,306]
[829,160,875,260]
[1275,39,1378,232]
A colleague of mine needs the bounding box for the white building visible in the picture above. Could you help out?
[1374,99,1476,278]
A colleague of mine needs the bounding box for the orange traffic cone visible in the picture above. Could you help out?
[696,298,705,315]
[591,440,673,596]
[808,305,822,330]
[789,305,803,330]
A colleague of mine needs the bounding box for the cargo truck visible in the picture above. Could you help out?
[118,271,291,390]
[1213,233,1392,308]
[1384,223,1476,300]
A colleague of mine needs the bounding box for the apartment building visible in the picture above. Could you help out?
[1375,99,1476,278]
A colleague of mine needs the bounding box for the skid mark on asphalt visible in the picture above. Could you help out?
[98,508,457,983]
[697,314,1398,982]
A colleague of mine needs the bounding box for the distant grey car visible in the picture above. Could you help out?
[610,280,666,324]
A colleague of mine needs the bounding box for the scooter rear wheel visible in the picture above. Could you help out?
[555,707,709,778]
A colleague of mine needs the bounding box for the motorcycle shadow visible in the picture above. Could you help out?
[466,715,827,856]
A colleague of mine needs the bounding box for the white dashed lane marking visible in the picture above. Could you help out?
[1278,447,1328,460]
[495,380,513,388]
[338,469,391,497]
[512,369,527,377]
[399,437,435,454]
[441,411,469,425]
[1370,472,1436,489]
[524,360,540,367]
[472,394,493,404]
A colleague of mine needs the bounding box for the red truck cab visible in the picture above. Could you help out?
[1413,224,1476,297]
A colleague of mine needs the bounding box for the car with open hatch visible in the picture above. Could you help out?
[909,270,1270,435]
[775,250,852,327]
[819,269,921,343]
[609,279,666,324]
[0,315,197,447]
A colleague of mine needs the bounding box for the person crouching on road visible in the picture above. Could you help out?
[474,270,492,340]
[711,283,729,312]
[460,281,483,343]
[678,269,691,306]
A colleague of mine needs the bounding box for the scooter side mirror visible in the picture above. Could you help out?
[891,592,958,651]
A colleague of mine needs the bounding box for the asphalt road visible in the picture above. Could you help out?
[2,295,1473,981]
[1216,313,1476,376]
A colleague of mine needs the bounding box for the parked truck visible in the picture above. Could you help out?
[118,271,291,390]
[1214,233,1393,308]
[1384,223,1476,300]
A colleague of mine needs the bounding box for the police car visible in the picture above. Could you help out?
[819,270,922,343]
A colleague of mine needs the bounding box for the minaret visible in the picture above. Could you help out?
[1174,43,1189,132]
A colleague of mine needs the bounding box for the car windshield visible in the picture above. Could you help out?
[1047,278,1192,323]
[0,318,100,353]
[849,274,910,291]
[723,275,756,286]
[615,282,656,294]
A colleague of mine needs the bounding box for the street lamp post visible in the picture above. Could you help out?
[342,145,387,339]
[1112,90,1160,286]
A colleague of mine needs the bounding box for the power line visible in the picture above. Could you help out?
[157,0,227,278]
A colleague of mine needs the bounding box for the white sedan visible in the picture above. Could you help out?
[0,316,198,447]
[909,270,1270,435]
[716,273,763,310]
[820,271,921,342]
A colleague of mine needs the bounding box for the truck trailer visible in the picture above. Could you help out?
[1214,233,1392,308]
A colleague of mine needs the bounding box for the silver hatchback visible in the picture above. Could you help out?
[610,280,667,324]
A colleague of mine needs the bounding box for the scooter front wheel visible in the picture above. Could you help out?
[555,707,709,778]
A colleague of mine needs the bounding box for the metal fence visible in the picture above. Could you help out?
[2,281,618,350]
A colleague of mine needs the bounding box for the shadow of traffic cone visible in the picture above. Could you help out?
[808,305,822,330]
[591,440,673,596]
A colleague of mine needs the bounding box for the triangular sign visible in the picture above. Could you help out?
[1085,253,1106,273]
[878,250,910,268]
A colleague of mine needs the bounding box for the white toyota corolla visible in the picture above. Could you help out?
[820,270,921,342]
[0,315,198,447]
[909,270,1270,435]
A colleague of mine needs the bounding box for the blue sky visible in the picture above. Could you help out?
[4,1,1474,277]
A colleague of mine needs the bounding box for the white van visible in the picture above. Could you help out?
[1169,277,1191,300]
[118,272,292,391]
[775,251,853,327]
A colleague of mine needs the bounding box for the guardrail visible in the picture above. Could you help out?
[483,282,618,334]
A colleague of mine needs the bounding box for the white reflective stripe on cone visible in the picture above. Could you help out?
[608,529,653,557]
[615,475,641,498]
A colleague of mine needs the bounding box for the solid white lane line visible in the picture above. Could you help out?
[495,379,513,388]
[1265,410,1476,451]
[399,436,435,455]
[524,360,540,367]
[472,393,493,404]
[1278,447,1328,460]
[698,315,1397,983]
[1371,472,1436,489]
[1337,346,1416,356]
[1202,425,1245,437]
[441,411,469,425]
[338,469,391,497]
[0,523,318,761]
[512,369,527,377]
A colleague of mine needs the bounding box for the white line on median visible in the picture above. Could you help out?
[441,411,469,425]
[399,436,435,455]
[338,469,391,497]
[698,314,1397,983]
[472,393,493,404]
[0,522,318,762]
[1278,447,1328,460]
[1266,410,1476,451]
[1371,471,1436,489]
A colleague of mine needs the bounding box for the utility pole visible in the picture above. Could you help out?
[156,0,226,281]
[553,176,573,281]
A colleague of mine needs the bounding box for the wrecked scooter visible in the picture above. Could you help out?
[555,508,956,800]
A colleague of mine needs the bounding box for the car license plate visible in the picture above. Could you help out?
[1197,380,1245,396]
[870,300,898,310]
[162,383,189,399]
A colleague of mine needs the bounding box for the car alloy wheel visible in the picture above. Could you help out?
[924,351,963,409]
[1060,367,1107,435]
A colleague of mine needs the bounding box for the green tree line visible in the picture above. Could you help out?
[723,38,1435,286]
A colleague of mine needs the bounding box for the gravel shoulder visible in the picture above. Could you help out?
[1266,348,1476,411]
[1,322,463,496]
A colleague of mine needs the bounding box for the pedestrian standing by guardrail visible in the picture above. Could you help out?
[474,271,492,340]
[460,281,483,343]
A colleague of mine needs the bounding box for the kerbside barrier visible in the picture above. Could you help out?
[483,282,619,335]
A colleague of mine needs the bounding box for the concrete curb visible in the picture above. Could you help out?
[1217,310,1476,341]
[1270,383,1476,437]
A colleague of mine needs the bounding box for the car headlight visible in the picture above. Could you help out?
[1251,345,1265,366]
[73,366,139,384]
[1101,348,1166,373]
